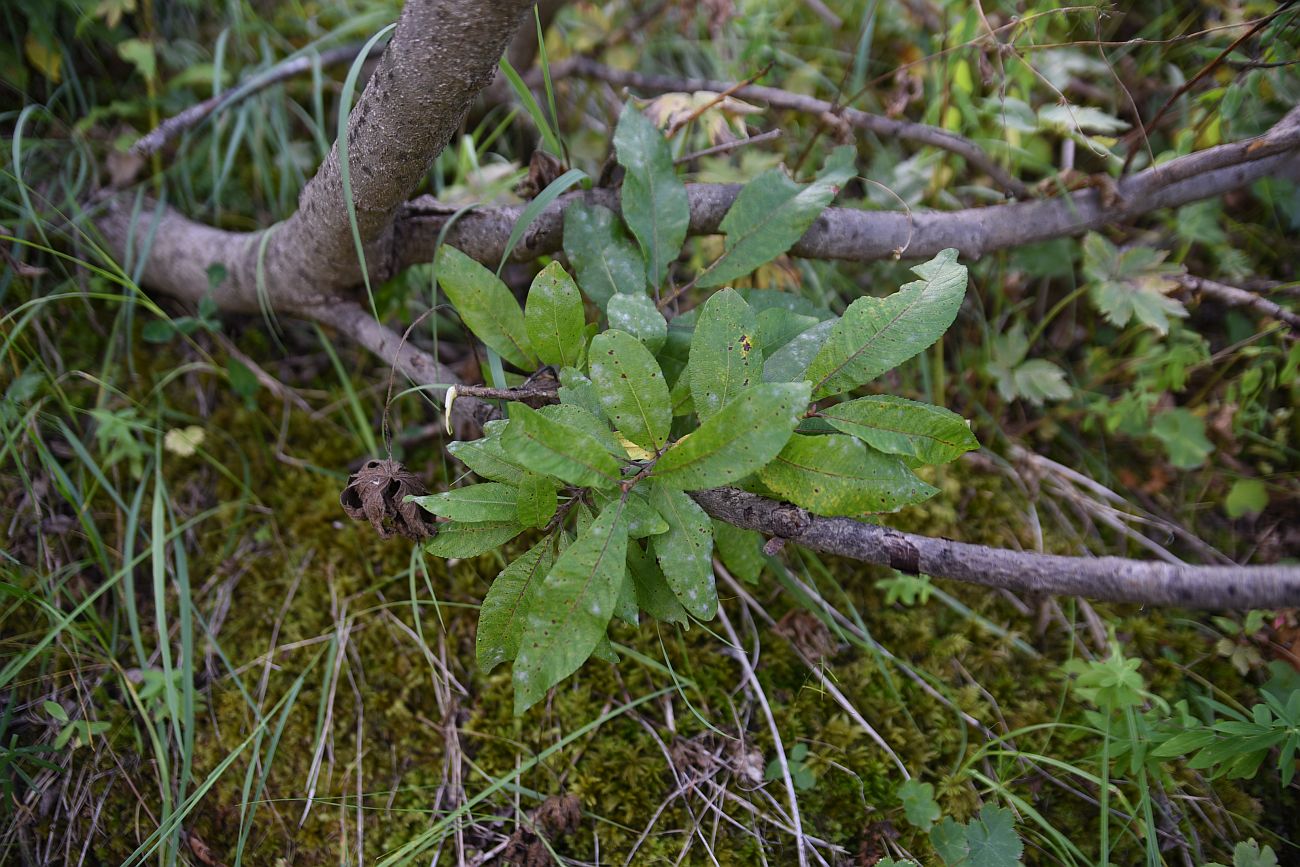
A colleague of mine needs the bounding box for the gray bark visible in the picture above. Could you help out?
[691,488,1300,610]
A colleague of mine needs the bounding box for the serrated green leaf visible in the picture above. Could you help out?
[448,421,528,485]
[513,501,629,714]
[807,249,967,397]
[819,395,979,465]
[614,103,689,286]
[713,520,765,584]
[563,202,646,309]
[897,779,941,832]
[699,146,855,288]
[627,540,689,623]
[1232,839,1280,867]
[477,538,554,672]
[589,330,672,451]
[1152,408,1213,469]
[758,435,937,516]
[502,403,624,489]
[648,481,717,620]
[410,482,519,522]
[607,292,667,352]
[690,288,761,421]
[516,473,558,528]
[653,382,810,490]
[436,245,537,370]
[425,520,523,558]
[762,318,834,383]
[964,805,1024,867]
[525,261,586,368]
[931,817,969,864]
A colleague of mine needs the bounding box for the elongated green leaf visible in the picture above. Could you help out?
[502,403,623,489]
[756,307,819,355]
[763,319,833,383]
[525,261,586,368]
[690,288,761,421]
[563,202,645,309]
[589,330,671,451]
[411,482,518,522]
[713,520,765,584]
[806,248,967,397]
[448,421,527,485]
[607,292,667,353]
[615,566,638,624]
[699,146,856,288]
[627,541,689,623]
[425,520,524,558]
[595,488,669,538]
[653,382,810,490]
[648,481,717,620]
[819,395,979,465]
[537,403,625,458]
[557,367,607,422]
[758,434,937,516]
[436,246,537,370]
[614,104,689,286]
[513,501,629,714]
[477,538,554,672]
[516,473,558,528]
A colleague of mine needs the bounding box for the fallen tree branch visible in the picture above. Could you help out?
[396,106,1300,269]
[546,56,1032,198]
[1176,273,1300,333]
[690,487,1300,610]
[130,41,382,160]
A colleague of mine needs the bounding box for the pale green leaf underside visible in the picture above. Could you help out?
[410,482,518,522]
[447,422,527,485]
[607,292,667,353]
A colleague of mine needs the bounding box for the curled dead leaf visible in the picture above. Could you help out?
[339,459,437,540]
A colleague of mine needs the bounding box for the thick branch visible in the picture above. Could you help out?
[98,0,533,313]
[547,57,1032,198]
[397,108,1300,269]
[690,488,1300,610]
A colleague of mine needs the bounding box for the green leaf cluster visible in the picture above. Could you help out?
[420,105,977,712]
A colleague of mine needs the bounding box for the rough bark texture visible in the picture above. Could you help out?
[395,108,1300,270]
[97,0,534,314]
[691,488,1300,610]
